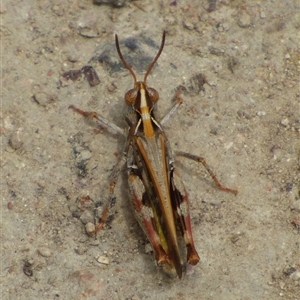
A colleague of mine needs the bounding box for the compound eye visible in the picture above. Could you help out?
[147,87,159,103]
[125,88,138,105]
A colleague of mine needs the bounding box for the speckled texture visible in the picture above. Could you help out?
[2,1,300,299]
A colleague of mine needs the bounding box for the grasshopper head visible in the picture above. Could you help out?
[115,32,166,138]
[124,82,159,110]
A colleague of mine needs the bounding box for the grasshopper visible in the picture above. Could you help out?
[69,31,237,278]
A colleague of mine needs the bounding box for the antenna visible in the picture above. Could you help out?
[115,34,137,83]
[144,31,166,84]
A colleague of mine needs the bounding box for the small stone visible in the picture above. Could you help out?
[164,15,176,25]
[9,131,23,150]
[79,28,98,38]
[272,267,282,280]
[38,247,52,257]
[37,180,46,189]
[290,270,300,281]
[183,21,194,30]
[279,281,285,290]
[52,5,64,16]
[230,231,244,243]
[85,222,96,236]
[79,150,92,161]
[209,46,225,56]
[280,117,289,127]
[68,54,80,63]
[75,245,87,255]
[40,222,46,232]
[224,141,233,150]
[257,111,266,117]
[260,12,266,19]
[285,53,291,59]
[222,22,231,31]
[237,12,252,28]
[97,255,109,265]
[80,210,94,224]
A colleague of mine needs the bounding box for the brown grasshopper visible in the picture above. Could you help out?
[69,31,237,278]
